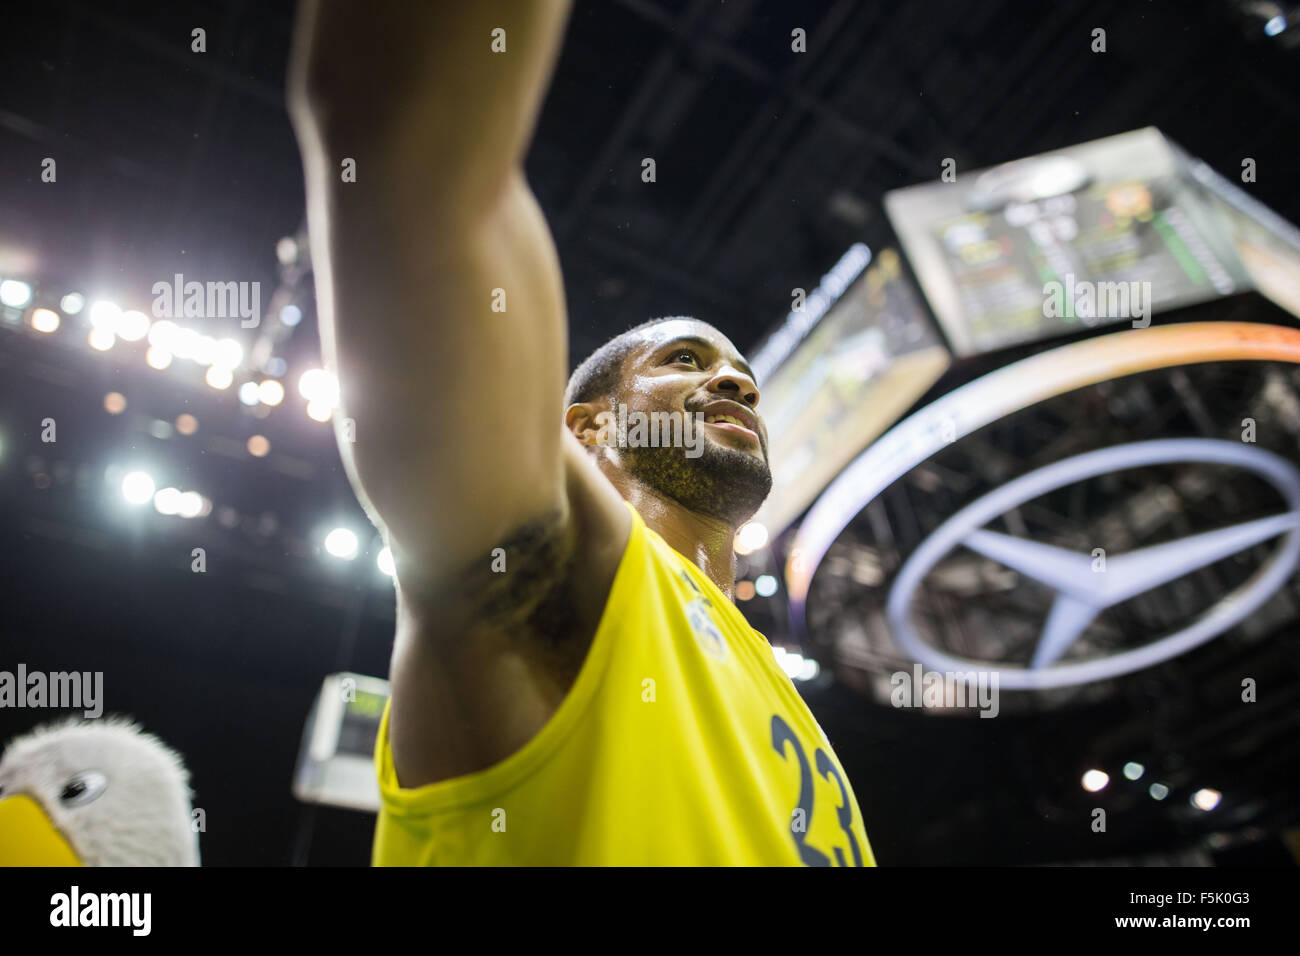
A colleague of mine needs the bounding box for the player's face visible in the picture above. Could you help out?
[612,319,773,527]
[630,320,768,458]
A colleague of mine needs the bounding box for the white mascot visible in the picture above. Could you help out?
[0,716,200,866]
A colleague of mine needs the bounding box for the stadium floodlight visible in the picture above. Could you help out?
[205,365,234,390]
[734,521,769,555]
[121,471,155,505]
[215,337,243,368]
[0,279,33,308]
[89,299,121,329]
[298,368,339,405]
[1082,769,1109,792]
[325,527,359,560]
[30,309,60,333]
[154,487,182,515]
[258,379,285,406]
[177,491,204,518]
[117,310,150,342]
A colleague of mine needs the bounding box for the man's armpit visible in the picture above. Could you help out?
[409,508,580,644]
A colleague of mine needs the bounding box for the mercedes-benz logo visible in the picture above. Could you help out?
[886,438,1300,689]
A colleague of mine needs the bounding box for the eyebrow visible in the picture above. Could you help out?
[661,335,758,385]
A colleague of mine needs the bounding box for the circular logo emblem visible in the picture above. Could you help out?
[687,600,726,661]
[886,439,1300,689]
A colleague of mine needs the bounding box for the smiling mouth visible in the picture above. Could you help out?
[702,413,759,442]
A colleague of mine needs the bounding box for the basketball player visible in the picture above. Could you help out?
[288,0,876,866]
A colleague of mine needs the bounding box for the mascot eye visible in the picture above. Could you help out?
[60,770,108,806]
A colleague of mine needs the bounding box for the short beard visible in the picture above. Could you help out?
[618,438,773,528]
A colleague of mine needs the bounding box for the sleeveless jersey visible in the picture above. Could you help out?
[373,501,876,866]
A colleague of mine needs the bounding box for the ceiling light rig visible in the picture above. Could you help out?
[0,269,334,424]
[3,254,382,586]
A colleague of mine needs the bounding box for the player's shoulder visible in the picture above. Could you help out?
[383,439,635,789]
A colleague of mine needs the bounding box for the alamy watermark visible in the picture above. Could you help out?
[1043,274,1152,329]
[593,404,708,458]
[890,664,999,718]
[50,886,150,936]
[152,273,260,328]
[0,664,102,718]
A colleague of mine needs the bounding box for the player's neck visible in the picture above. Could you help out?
[616,481,737,599]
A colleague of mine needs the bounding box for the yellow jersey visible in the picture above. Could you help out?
[373,501,877,866]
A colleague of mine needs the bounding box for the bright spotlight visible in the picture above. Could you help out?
[1265,14,1286,36]
[103,392,126,414]
[205,365,234,390]
[770,645,816,680]
[238,382,261,406]
[121,471,155,505]
[258,379,285,406]
[88,327,115,351]
[30,308,60,333]
[298,368,339,405]
[154,487,182,515]
[276,236,299,265]
[117,310,150,342]
[325,527,359,560]
[1081,769,1109,792]
[1191,788,1221,811]
[281,304,302,326]
[0,279,33,308]
[172,327,200,361]
[146,347,173,370]
[377,546,395,577]
[177,491,203,518]
[89,299,122,329]
[1148,782,1170,801]
[754,574,778,597]
[299,368,323,399]
[1122,762,1145,781]
[246,435,270,457]
[306,400,332,422]
[776,650,806,680]
[215,337,243,368]
[148,319,179,350]
[734,521,769,555]
[193,335,219,366]
[60,292,85,315]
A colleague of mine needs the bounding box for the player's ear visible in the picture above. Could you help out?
[565,401,614,448]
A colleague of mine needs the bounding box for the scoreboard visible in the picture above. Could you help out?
[884,128,1265,356]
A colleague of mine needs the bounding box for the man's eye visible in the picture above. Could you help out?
[672,350,698,366]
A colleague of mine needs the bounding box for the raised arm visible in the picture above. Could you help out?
[287,0,578,597]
